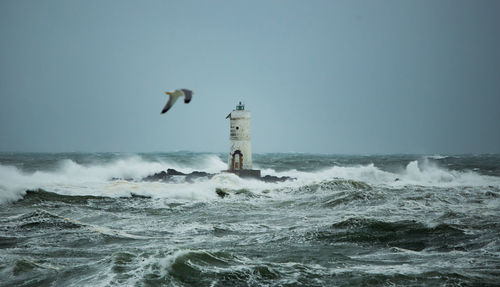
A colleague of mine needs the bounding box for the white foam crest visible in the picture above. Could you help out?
[0,155,228,204]
[175,161,498,199]
[0,165,29,203]
[181,155,227,174]
[257,164,394,189]
[260,160,500,189]
[47,154,226,181]
[427,155,449,160]
[158,249,194,274]
[397,159,499,187]
[105,172,279,201]
[2,154,499,204]
[299,159,500,188]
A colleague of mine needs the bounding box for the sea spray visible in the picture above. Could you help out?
[0,153,499,286]
[1,154,499,204]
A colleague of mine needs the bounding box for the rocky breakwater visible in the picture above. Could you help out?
[142,168,214,183]
[142,168,294,183]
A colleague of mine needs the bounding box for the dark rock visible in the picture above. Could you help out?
[186,171,214,182]
[186,171,211,179]
[142,169,294,183]
[228,169,261,178]
[143,170,169,181]
[111,177,134,181]
[143,169,215,183]
[216,188,230,198]
[485,191,498,198]
[130,193,152,199]
[261,175,295,183]
[167,168,185,176]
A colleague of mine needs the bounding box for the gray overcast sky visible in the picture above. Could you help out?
[1,0,499,154]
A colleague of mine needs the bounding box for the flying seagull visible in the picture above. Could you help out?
[161,89,194,114]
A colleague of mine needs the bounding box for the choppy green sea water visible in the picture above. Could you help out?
[1,153,499,286]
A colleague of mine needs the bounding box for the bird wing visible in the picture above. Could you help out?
[181,89,193,103]
[161,93,180,114]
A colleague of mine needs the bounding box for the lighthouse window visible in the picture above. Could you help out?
[236,126,239,130]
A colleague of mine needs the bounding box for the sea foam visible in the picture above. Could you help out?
[1,155,499,204]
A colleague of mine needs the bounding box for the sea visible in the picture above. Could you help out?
[0,152,499,286]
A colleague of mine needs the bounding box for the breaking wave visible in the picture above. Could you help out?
[1,154,499,205]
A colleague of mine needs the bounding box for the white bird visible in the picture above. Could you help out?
[161,89,194,114]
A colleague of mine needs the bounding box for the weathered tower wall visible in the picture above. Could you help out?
[227,105,253,170]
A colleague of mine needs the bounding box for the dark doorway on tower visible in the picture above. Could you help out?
[230,150,243,171]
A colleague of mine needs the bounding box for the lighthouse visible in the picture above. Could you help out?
[226,102,261,178]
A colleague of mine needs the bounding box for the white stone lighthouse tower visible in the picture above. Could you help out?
[226,102,260,177]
